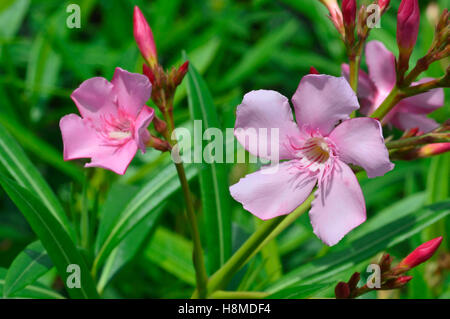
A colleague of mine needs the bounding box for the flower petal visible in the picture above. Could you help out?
[309,160,366,246]
[234,90,303,160]
[365,41,396,95]
[341,63,377,114]
[111,67,152,118]
[85,140,138,175]
[230,161,317,220]
[60,114,100,160]
[396,79,444,114]
[71,77,117,120]
[390,111,439,132]
[329,118,394,178]
[292,75,359,136]
[134,105,155,152]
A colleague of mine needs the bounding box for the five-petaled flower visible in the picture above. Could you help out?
[230,74,394,246]
[60,67,154,175]
[342,41,444,132]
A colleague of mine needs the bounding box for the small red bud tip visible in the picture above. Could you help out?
[397,275,413,284]
[378,0,390,11]
[342,0,356,27]
[309,66,319,74]
[399,236,443,269]
[143,63,155,85]
[133,6,157,67]
[397,0,420,50]
[335,282,350,299]
[178,61,189,77]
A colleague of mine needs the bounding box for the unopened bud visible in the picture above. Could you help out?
[146,135,171,152]
[335,282,350,299]
[143,63,156,85]
[379,253,393,273]
[173,60,189,86]
[378,0,390,12]
[319,0,345,36]
[398,236,443,270]
[153,115,167,135]
[134,6,158,68]
[348,272,361,290]
[418,143,450,158]
[397,0,420,75]
[309,66,319,74]
[342,0,356,27]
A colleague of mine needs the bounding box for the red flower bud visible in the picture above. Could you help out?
[173,60,189,86]
[397,0,420,51]
[398,236,443,269]
[335,282,350,299]
[143,63,155,85]
[385,275,413,289]
[342,0,356,27]
[378,0,390,12]
[134,6,157,68]
[309,66,319,74]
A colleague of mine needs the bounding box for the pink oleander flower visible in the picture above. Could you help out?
[229,74,394,246]
[60,67,154,175]
[342,41,444,132]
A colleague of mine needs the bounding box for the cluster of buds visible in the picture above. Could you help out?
[388,121,450,160]
[319,0,390,49]
[133,6,189,124]
[133,6,190,150]
[335,237,443,298]
[398,3,449,86]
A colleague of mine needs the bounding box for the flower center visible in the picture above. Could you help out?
[298,137,331,164]
[95,110,134,146]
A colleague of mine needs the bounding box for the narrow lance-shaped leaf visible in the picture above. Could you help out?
[3,241,53,298]
[184,53,232,274]
[93,163,197,274]
[0,123,76,240]
[0,174,99,298]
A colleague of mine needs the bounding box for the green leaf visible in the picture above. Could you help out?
[0,175,99,298]
[266,283,329,299]
[0,267,63,299]
[0,0,30,40]
[0,123,76,240]
[93,163,197,274]
[3,241,53,298]
[266,195,450,294]
[142,227,196,286]
[184,55,232,273]
[218,20,299,90]
[96,184,164,293]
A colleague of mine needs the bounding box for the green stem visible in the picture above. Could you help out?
[209,290,269,299]
[191,194,314,298]
[160,96,208,298]
[348,55,361,118]
[370,86,401,122]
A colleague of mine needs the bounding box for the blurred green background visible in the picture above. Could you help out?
[0,0,449,298]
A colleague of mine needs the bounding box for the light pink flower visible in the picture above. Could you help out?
[342,41,444,132]
[230,74,394,246]
[60,67,154,175]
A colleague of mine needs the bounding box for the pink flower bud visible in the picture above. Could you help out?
[342,0,356,27]
[398,236,443,269]
[335,282,350,299]
[133,6,157,68]
[397,0,420,51]
[418,143,450,157]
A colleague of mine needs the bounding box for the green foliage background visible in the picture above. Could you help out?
[0,0,449,298]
